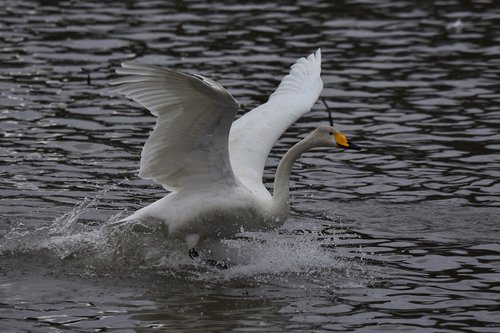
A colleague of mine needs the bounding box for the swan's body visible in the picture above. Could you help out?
[110,49,359,249]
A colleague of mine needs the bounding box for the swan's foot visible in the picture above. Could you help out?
[188,248,230,270]
[205,259,230,270]
[189,248,199,259]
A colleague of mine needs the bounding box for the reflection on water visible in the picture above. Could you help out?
[1,0,500,332]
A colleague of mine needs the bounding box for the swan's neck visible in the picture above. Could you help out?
[272,135,314,215]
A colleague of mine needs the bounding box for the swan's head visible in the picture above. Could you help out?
[311,126,361,150]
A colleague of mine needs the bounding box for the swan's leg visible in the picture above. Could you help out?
[185,234,200,259]
[185,234,200,248]
[186,234,200,259]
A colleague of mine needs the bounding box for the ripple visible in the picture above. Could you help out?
[1,0,500,331]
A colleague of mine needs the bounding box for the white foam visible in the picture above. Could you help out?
[0,190,372,288]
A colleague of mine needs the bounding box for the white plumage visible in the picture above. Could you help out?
[111,65,239,191]
[229,51,323,187]
[110,49,360,251]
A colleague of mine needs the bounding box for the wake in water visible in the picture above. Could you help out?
[0,187,374,287]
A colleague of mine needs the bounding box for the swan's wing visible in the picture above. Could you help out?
[228,49,323,184]
[110,64,240,191]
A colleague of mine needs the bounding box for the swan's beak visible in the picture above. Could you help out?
[335,133,361,150]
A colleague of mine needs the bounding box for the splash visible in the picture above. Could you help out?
[0,189,372,286]
[0,195,185,276]
[179,231,372,289]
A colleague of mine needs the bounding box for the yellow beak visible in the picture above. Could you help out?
[334,133,361,150]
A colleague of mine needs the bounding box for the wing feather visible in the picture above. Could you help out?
[111,64,240,191]
[228,49,323,185]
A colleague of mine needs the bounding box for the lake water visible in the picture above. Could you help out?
[1,0,500,332]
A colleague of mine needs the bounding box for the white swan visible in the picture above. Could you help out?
[110,49,360,253]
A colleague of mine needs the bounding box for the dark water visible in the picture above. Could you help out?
[1,0,500,332]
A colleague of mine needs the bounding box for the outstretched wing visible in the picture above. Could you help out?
[228,49,323,185]
[111,63,240,191]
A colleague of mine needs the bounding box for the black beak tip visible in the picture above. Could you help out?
[347,140,362,150]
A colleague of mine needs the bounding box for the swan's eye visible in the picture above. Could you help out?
[328,132,334,136]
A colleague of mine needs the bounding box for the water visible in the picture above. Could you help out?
[1,0,500,331]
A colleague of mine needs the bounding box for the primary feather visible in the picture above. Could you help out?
[110,64,240,191]
[229,49,323,187]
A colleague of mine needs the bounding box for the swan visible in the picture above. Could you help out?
[110,49,360,255]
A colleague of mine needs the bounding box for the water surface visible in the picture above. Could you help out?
[1,0,500,332]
